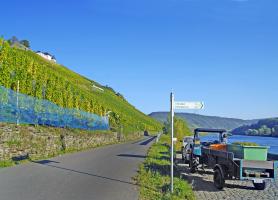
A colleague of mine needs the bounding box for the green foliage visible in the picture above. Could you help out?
[174,117,192,150]
[174,117,192,136]
[6,139,22,147]
[164,116,192,149]
[232,142,258,146]
[20,40,30,48]
[0,40,162,133]
[0,160,14,168]
[232,118,278,137]
[7,36,19,45]
[138,134,195,200]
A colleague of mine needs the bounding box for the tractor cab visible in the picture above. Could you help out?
[193,128,227,156]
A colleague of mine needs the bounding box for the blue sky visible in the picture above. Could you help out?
[1,0,278,119]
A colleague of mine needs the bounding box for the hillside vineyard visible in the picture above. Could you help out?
[0,39,161,133]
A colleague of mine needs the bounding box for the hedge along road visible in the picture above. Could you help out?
[0,136,157,200]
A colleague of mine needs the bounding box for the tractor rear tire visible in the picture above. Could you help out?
[214,168,225,190]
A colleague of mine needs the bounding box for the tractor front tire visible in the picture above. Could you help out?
[253,181,267,190]
[189,154,197,173]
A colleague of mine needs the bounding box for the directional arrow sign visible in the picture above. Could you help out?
[174,101,204,110]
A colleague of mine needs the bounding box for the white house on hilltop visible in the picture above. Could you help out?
[36,51,56,63]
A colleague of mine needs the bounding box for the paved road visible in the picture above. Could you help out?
[0,136,156,200]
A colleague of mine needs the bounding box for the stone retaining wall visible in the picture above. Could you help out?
[0,123,142,162]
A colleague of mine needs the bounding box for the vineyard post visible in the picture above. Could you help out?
[16,80,20,125]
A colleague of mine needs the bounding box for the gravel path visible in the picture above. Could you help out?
[175,157,278,200]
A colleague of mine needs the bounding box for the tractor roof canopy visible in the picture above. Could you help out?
[194,128,227,135]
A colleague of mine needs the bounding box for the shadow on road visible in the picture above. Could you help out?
[139,136,156,146]
[12,154,29,162]
[147,163,171,176]
[132,138,148,144]
[117,154,146,159]
[176,161,220,192]
[32,160,137,186]
[31,160,158,193]
[33,160,60,164]
[179,164,255,192]
[225,183,254,190]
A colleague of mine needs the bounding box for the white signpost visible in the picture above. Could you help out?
[170,92,204,193]
[174,101,204,110]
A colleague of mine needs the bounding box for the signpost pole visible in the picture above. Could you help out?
[170,93,204,193]
[170,92,174,193]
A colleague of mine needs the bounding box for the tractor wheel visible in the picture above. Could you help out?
[253,181,267,190]
[189,154,197,173]
[181,147,185,160]
[214,168,225,190]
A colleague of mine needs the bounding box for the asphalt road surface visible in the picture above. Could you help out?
[0,136,156,200]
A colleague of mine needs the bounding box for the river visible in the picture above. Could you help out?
[201,134,278,154]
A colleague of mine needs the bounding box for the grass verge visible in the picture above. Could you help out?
[0,160,14,168]
[137,134,195,200]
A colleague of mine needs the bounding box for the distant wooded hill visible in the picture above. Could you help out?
[231,118,278,137]
[149,112,258,131]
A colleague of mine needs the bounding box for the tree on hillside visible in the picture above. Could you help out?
[20,40,30,48]
[272,125,278,137]
[258,125,271,135]
[6,37,30,48]
[7,36,19,45]
[164,116,192,149]
[174,117,192,144]
[247,129,259,135]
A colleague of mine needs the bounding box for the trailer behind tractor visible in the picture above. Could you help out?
[184,128,278,190]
